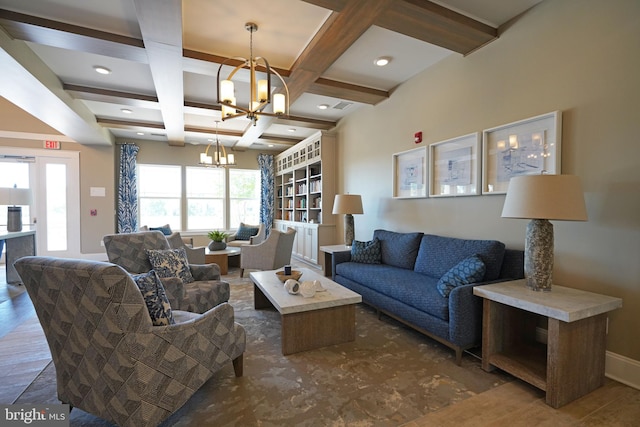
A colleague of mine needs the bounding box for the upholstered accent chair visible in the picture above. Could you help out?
[103,231,228,313]
[14,256,246,427]
[226,222,266,247]
[240,227,296,277]
[139,225,205,264]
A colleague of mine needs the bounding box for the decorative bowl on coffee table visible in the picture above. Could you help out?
[275,270,303,282]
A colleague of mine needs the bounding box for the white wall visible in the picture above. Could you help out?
[335,0,640,361]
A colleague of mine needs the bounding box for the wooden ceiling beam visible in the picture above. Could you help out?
[63,84,159,109]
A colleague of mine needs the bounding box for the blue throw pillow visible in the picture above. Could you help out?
[351,238,382,264]
[436,255,486,298]
[146,247,195,284]
[132,270,175,326]
[235,223,259,240]
[149,224,172,235]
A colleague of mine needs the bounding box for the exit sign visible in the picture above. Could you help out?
[44,140,61,149]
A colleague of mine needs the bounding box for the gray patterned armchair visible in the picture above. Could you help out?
[103,231,228,313]
[15,256,246,427]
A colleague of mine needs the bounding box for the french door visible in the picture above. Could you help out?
[0,147,80,258]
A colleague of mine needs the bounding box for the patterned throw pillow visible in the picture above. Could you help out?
[235,223,259,240]
[146,247,195,283]
[351,238,382,264]
[132,270,175,326]
[436,255,486,298]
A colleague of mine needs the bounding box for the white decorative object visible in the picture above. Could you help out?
[314,280,326,292]
[300,281,316,298]
[284,279,300,295]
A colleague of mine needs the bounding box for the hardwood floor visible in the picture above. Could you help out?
[1,263,638,425]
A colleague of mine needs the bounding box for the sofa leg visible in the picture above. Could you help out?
[455,348,463,366]
[232,354,243,377]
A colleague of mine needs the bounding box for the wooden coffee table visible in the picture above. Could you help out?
[249,268,362,355]
[204,247,241,275]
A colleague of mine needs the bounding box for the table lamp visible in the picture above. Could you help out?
[0,186,32,232]
[501,174,587,291]
[332,194,363,247]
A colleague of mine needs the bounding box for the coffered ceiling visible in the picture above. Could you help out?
[0,0,541,152]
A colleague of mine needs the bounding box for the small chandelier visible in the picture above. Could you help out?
[199,121,236,167]
[217,22,289,125]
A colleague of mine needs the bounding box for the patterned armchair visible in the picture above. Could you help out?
[226,222,266,247]
[103,231,228,313]
[240,227,296,277]
[15,256,246,427]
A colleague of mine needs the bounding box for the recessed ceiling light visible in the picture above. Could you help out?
[287,128,296,133]
[121,108,133,114]
[136,132,144,136]
[374,56,391,67]
[317,104,330,110]
[268,144,274,147]
[93,65,111,75]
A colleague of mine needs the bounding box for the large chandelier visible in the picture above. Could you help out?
[199,121,236,167]
[217,22,289,125]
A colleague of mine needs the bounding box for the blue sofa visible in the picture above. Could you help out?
[332,230,524,364]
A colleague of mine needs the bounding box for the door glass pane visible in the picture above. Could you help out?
[46,163,67,251]
[0,161,31,226]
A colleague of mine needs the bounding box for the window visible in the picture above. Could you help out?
[229,169,261,228]
[138,164,181,229]
[186,167,225,230]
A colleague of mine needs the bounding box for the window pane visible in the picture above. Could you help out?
[138,165,181,228]
[186,167,225,231]
[229,169,261,227]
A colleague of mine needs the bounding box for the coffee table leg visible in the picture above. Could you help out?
[253,284,273,310]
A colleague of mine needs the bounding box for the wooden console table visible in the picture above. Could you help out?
[474,280,622,408]
[0,228,36,284]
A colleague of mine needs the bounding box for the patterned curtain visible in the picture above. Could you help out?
[257,153,275,236]
[117,144,140,233]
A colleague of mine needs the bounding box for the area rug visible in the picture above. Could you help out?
[16,269,510,426]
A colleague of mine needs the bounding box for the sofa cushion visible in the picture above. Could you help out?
[335,262,449,321]
[373,230,424,270]
[351,238,382,264]
[437,255,486,297]
[132,270,175,326]
[149,224,172,235]
[146,247,195,284]
[414,234,505,281]
[235,223,259,240]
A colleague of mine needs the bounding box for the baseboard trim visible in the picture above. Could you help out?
[606,351,640,390]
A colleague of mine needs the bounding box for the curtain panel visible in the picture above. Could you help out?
[117,144,139,233]
[257,153,275,236]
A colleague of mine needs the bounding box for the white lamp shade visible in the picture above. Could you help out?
[501,175,587,221]
[332,194,363,215]
[220,80,234,103]
[257,79,268,102]
[273,93,286,114]
[0,187,32,206]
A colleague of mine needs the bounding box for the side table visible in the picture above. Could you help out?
[204,247,241,275]
[319,244,350,277]
[474,280,622,408]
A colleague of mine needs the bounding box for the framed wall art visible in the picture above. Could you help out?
[392,146,427,199]
[429,132,481,197]
[482,111,562,195]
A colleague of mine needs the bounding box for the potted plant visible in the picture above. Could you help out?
[207,230,229,251]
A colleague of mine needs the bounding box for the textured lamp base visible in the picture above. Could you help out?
[344,214,354,247]
[525,218,554,291]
